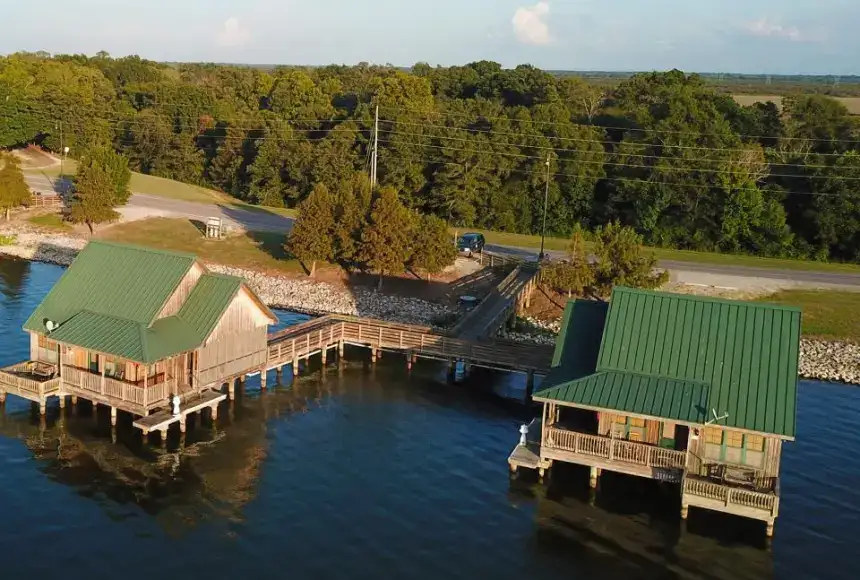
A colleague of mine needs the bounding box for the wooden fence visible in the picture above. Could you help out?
[544,427,688,471]
[683,476,779,516]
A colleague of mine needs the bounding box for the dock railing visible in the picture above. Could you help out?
[0,362,62,398]
[62,366,176,411]
[682,476,779,516]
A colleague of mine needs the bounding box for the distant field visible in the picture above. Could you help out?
[732,94,860,114]
[759,290,860,343]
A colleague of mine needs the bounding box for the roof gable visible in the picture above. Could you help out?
[24,241,196,332]
[597,287,801,438]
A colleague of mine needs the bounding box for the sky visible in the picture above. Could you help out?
[2,0,858,75]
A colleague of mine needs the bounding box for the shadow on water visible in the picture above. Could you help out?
[509,466,774,580]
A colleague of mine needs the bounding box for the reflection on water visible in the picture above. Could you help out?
[0,258,855,579]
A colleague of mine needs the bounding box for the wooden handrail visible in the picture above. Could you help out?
[544,427,687,470]
[683,476,778,514]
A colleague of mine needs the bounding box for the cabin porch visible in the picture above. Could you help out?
[535,402,688,483]
[0,361,63,408]
[682,475,780,534]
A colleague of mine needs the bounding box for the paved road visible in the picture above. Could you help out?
[25,173,860,289]
[25,173,294,233]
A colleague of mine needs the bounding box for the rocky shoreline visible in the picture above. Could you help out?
[0,228,453,327]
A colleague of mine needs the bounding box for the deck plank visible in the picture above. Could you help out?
[133,390,225,432]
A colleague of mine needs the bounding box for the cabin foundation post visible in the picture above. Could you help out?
[766,520,774,538]
[39,401,46,416]
[321,347,327,365]
[680,504,689,520]
[71,395,78,405]
[179,416,186,433]
[276,366,283,382]
[371,348,377,364]
[228,380,236,399]
[110,406,117,427]
[406,351,413,371]
[210,404,218,422]
[160,429,168,448]
[338,340,344,358]
[260,369,267,390]
[589,467,599,489]
[0,392,5,404]
[58,395,66,410]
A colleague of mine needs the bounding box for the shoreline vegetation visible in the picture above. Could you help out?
[1,224,858,385]
[4,55,860,270]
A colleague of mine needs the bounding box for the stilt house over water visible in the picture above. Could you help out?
[0,241,277,428]
[510,287,800,537]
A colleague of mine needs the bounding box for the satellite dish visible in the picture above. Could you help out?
[45,320,56,332]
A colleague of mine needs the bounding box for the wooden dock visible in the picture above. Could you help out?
[264,314,553,377]
[133,390,226,435]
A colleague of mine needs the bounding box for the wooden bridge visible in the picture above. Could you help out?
[451,263,540,341]
[263,313,552,384]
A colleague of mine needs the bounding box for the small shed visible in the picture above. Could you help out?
[206,217,224,239]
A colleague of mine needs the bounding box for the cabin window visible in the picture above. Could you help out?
[725,431,744,448]
[608,414,647,442]
[704,427,723,445]
[38,335,57,351]
[703,428,767,469]
[745,434,765,452]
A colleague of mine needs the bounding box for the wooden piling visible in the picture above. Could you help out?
[0,392,5,404]
[71,395,78,405]
[589,466,599,489]
[260,369,267,390]
[58,395,66,410]
[681,504,689,520]
[110,406,117,427]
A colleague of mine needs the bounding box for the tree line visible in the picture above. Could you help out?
[3,53,860,262]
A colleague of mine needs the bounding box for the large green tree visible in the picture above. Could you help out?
[287,183,336,277]
[359,187,414,289]
[541,225,594,297]
[79,147,131,204]
[593,222,668,295]
[0,153,31,219]
[68,162,120,233]
[409,214,457,279]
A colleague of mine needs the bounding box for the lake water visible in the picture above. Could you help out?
[0,258,857,579]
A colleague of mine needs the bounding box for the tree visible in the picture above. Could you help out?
[68,163,120,233]
[409,214,457,279]
[358,187,414,289]
[286,183,336,277]
[0,153,31,219]
[79,147,131,204]
[541,225,594,297]
[593,222,668,295]
[332,173,372,267]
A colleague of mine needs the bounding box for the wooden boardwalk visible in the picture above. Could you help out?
[452,264,539,341]
[265,314,553,376]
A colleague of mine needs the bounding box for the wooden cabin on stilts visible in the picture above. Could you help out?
[0,241,277,440]
[509,287,800,538]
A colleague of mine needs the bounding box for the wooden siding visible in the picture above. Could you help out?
[30,333,59,365]
[686,426,782,480]
[157,262,205,319]
[205,288,271,346]
[198,326,268,386]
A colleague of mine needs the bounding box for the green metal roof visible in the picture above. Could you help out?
[551,299,609,372]
[23,241,260,364]
[537,287,801,438]
[534,371,710,424]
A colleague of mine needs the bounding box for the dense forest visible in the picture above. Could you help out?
[2,52,860,262]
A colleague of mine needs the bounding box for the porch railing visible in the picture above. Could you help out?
[62,366,175,408]
[544,427,687,471]
[0,362,62,396]
[683,476,779,515]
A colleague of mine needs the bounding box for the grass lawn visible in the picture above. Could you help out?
[27,213,72,232]
[460,228,860,274]
[98,218,306,275]
[758,290,860,342]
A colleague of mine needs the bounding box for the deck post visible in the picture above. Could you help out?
[110,406,117,427]
[71,395,77,405]
[589,466,599,489]
[371,347,377,364]
[338,340,344,358]
[680,504,689,520]
[58,394,66,410]
[228,380,235,399]
[293,360,299,377]
[321,346,327,365]
[39,400,46,416]
[260,369,267,390]
[0,392,5,404]
[210,404,218,422]
[766,520,774,537]
[179,416,186,433]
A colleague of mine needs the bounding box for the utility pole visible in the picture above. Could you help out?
[370,104,379,188]
[539,154,551,262]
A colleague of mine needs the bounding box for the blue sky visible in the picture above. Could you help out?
[3,0,857,74]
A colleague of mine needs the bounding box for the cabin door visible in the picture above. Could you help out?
[186,352,195,387]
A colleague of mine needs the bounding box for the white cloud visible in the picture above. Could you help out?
[512,2,553,46]
[217,17,251,47]
[743,18,823,43]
